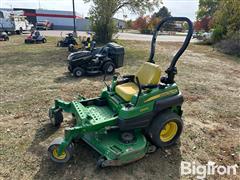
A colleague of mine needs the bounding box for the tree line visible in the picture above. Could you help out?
[195,0,240,56]
[83,0,239,56]
[84,0,161,43]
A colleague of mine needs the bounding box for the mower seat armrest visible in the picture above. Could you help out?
[122,75,135,81]
[116,75,135,85]
[141,84,159,89]
[116,78,130,85]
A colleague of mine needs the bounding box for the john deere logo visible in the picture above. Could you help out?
[140,107,149,112]
[144,89,178,103]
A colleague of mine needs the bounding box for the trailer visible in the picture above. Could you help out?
[0,10,33,34]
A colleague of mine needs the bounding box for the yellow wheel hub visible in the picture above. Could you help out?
[52,147,67,160]
[160,121,178,142]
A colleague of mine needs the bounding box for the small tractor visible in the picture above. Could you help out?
[68,32,96,53]
[67,42,124,77]
[57,33,77,47]
[24,30,47,44]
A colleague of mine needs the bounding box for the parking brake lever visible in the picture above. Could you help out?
[103,72,110,91]
[135,77,142,106]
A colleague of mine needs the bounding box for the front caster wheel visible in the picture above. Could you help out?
[147,145,157,154]
[48,137,74,163]
[96,157,107,168]
[49,108,63,127]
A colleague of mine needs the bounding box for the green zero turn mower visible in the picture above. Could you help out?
[48,17,193,167]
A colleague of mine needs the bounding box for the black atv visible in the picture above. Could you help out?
[0,32,9,41]
[67,42,124,77]
[57,33,77,47]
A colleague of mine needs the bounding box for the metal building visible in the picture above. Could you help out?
[2,8,91,31]
[0,8,125,32]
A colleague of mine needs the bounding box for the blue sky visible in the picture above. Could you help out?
[0,0,199,21]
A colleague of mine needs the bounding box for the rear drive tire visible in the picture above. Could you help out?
[73,67,85,77]
[102,62,115,74]
[147,111,183,147]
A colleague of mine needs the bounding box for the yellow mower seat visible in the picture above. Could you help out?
[115,62,161,101]
[115,82,139,102]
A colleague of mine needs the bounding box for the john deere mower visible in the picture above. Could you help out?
[48,17,193,167]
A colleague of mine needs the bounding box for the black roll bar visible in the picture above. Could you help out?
[149,17,193,84]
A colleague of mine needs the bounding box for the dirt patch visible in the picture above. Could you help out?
[0,36,239,180]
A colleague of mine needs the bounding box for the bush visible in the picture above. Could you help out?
[140,29,152,34]
[211,26,224,43]
[215,36,240,57]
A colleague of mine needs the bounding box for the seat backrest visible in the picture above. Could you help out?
[136,62,161,85]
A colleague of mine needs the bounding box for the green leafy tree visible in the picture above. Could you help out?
[211,0,240,55]
[84,0,161,43]
[197,0,220,20]
[126,20,133,29]
[196,0,220,31]
[213,0,240,37]
[153,6,171,18]
[150,6,172,30]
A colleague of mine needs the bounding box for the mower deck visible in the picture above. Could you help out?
[82,130,148,166]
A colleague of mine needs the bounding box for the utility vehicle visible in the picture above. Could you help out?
[48,17,193,167]
[36,20,54,30]
[0,10,33,34]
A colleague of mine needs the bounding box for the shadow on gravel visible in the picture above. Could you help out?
[27,122,59,157]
